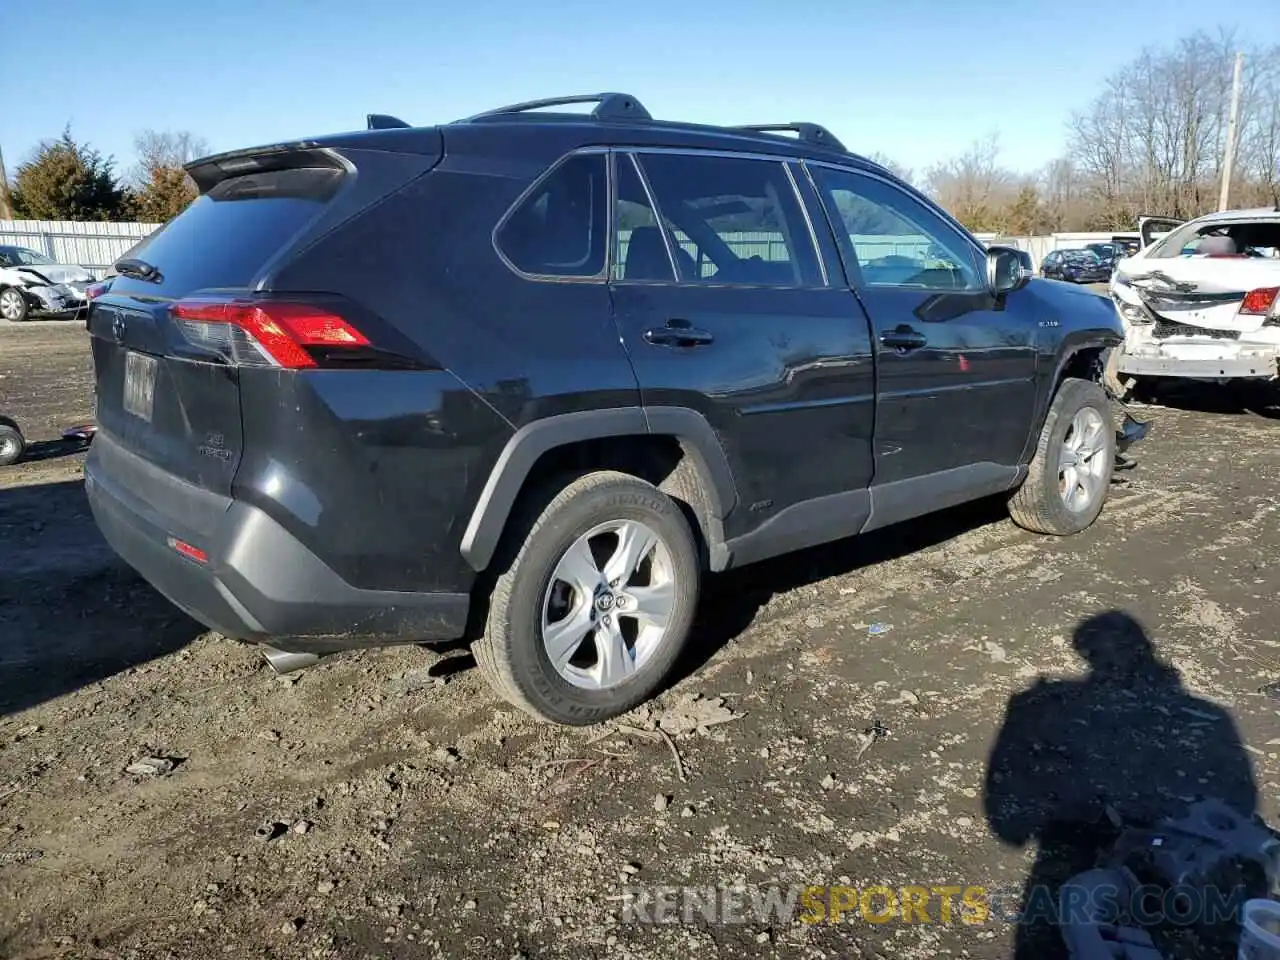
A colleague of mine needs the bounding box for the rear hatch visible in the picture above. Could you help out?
[87,136,441,498]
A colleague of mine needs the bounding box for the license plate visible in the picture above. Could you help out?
[123,351,157,421]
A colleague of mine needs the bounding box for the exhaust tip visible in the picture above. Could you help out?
[260,645,321,674]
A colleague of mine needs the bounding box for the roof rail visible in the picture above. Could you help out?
[367,114,411,130]
[464,93,652,122]
[732,123,846,152]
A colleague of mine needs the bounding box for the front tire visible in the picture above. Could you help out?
[0,288,29,323]
[473,471,700,725]
[1008,378,1115,535]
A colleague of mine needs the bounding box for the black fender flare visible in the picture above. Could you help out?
[459,406,737,572]
[1020,329,1122,463]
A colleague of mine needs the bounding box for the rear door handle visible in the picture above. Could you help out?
[644,319,715,348]
[879,327,928,353]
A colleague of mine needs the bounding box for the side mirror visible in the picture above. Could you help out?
[987,245,1033,295]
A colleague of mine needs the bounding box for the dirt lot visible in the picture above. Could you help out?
[2,322,1279,960]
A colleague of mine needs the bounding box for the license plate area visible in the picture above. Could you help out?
[123,351,158,421]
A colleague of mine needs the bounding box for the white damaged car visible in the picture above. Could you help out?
[0,246,95,322]
[1109,208,1280,389]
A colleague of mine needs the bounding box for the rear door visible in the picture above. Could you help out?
[805,163,1039,486]
[89,164,351,494]
[609,149,876,550]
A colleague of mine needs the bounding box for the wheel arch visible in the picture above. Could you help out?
[1020,330,1119,465]
[460,406,737,573]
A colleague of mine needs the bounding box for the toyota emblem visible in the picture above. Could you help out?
[112,313,126,344]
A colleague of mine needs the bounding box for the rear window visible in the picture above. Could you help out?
[110,167,344,295]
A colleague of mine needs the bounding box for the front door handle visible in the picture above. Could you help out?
[644,319,715,348]
[880,327,928,353]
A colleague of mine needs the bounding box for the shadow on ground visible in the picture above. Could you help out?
[10,436,93,465]
[0,478,203,716]
[984,610,1259,959]
[668,494,1010,687]
[1135,379,1280,420]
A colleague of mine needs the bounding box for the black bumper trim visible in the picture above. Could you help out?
[85,436,470,648]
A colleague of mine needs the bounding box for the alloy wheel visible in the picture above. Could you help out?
[540,519,676,690]
[1059,407,1108,512]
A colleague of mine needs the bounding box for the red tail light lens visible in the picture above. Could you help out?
[1240,287,1279,317]
[171,299,370,368]
[85,282,110,301]
[166,536,208,564]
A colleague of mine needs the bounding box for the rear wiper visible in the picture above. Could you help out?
[114,258,163,283]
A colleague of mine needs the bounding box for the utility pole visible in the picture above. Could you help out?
[0,144,12,220]
[1219,52,1244,212]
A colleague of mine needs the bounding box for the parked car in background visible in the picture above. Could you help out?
[0,246,95,321]
[84,92,1134,726]
[1110,235,1141,260]
[1109,207,1280,388]
[1087,242,1127,268]
[1042,249,1112,283]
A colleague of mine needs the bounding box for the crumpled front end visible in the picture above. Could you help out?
[1111,272,1280,380]
[22,282,86,315]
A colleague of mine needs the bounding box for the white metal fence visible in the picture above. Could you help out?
[0,220,160,278]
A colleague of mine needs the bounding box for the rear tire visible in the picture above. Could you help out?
[473,471,700,725]
[0,424,25,466]
[0,288,29,323]
[1009,378,1115,535]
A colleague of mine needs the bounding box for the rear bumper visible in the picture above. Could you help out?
[85,433,470,651]
[1117,350,1280,380]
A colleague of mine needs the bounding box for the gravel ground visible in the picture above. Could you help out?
[1,322,1279,960]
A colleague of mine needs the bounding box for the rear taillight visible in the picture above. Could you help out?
[171,299,370,368]
[85,282,110,301]
[1240,287,1279,316]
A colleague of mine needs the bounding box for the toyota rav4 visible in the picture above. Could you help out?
[85,93,1137,725]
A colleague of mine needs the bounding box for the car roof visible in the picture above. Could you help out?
[195,92,897,183]
[1185,207,1280,226]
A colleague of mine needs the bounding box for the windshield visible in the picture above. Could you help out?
[1088,244,1115,258]
[0,246,57,267]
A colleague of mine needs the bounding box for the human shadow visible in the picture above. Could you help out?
[984,611,1259,958]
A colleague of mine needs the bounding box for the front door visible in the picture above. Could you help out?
[609,150,876,555]
[806,164,1039,489]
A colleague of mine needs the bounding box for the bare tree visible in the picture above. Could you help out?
[1063,30,1277,226]
[867,152,914,186]
[131,130,210,186]
[129,129,209,223]
[923,134,1017,231]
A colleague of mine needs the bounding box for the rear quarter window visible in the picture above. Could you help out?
[494,153,608,279]
[109,167,344,296]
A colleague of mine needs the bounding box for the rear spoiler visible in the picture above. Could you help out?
[184,142,332,193]
[184,125,443,193]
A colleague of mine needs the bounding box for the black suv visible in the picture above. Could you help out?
[85,93,1131,725]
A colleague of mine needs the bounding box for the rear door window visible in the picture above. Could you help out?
[613,153,675,282]
[495,153,608,279]
[108,167,345,296]
[634,152,823,287]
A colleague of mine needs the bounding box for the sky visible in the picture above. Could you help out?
[6,0,1277,183]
